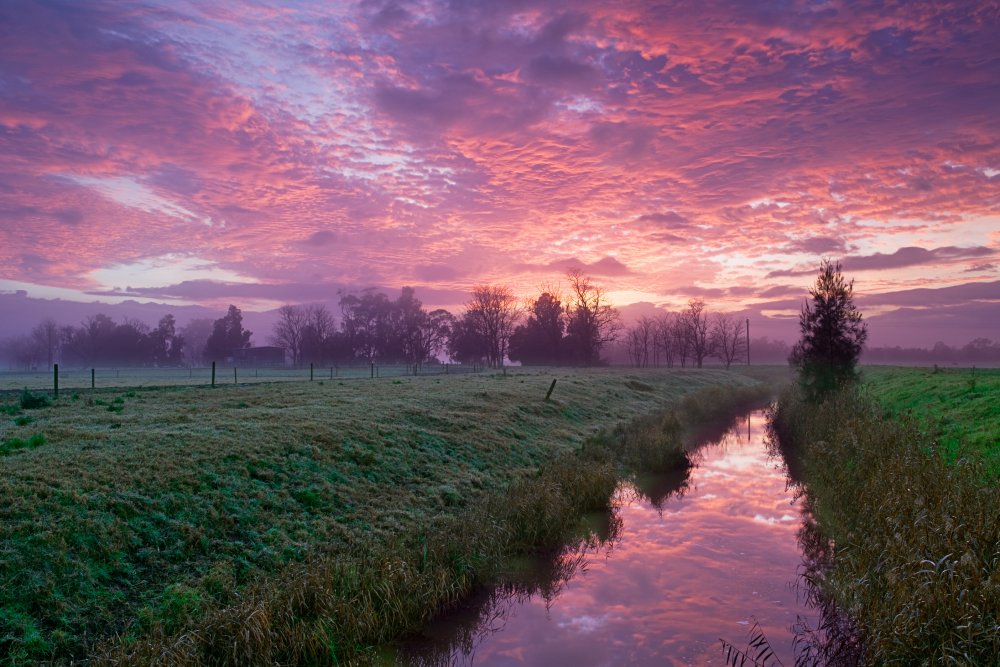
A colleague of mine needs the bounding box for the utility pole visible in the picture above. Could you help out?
[746,318,751,366]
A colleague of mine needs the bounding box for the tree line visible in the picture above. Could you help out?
[10,264,986,371]
[0,271,624,369]
[619,299,749,369]
[269,270,623,369]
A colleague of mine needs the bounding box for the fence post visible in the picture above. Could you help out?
[545,379,557,401]
[211,361,216,387]
[371,363,374,379]
[53,363,59,398]
[330,367,333,380]
[91,368,95,389]
[310,362,314,381]
[234,367,237,385]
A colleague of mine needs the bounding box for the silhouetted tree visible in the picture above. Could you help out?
[403,308,454,370]
[447,311,490,366]
[710,312,745,369]
[624,316,654,367]
[790,260,868,400]
[653,313,680,367]
[301,304,336,365]
[681,298,711,368]
[270,304,308,366]
[339,289,394,363]
[30,319,60,369]
[564,270,620,365]
[149,314,185,366]
[205,305,252,362]
[464,284,521,368]
[508,291,565,365]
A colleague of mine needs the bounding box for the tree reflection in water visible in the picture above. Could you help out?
[764,411,865,667]
[392,505,628,667]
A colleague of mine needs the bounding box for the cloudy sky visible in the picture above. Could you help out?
[1,0,998,344]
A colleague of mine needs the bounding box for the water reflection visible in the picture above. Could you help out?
[394,411,819,666]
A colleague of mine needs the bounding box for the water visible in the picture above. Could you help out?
[390,410,819,666]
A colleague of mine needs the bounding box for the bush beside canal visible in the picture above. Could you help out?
[771,386,1000,665]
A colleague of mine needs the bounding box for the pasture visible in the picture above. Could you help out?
[862,365,1000,473]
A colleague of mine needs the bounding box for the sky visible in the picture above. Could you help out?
[1,0,998,346]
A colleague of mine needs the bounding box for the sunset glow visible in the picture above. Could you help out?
[1,1,998,344]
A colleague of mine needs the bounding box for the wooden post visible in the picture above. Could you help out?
[545,378,557,401]
[211,361,216,387]
[53,363,59,398]
[310,362,314,381]
[330,366,333,380]
[91,368,95,389]
[234,367,237,385]
[371,362,374,379]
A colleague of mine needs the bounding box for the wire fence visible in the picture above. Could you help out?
[0,362,484,394]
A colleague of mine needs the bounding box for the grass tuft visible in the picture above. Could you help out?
[19,388,51,410]
[0,432,46,456]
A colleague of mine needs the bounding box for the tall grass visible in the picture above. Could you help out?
[771,386,1000,664]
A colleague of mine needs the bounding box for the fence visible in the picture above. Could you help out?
[0,362,483,394]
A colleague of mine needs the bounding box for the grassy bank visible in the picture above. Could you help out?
[772,386,1000,664]
[0,368,765,664]
[862,365,1000,474]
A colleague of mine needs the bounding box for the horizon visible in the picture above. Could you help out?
[1,1,998,348]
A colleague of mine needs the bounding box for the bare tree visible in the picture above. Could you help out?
[404,308,454,372]
[466,284,522,368]
[624,316,654,367]
[682,298,712,368]
[270,304,308,366]
[301,304,336,364]
[710,312,746,369]
[672,313,690,367]
[30,319,60,369]
[565,269,621,365]
[654,313,678,368]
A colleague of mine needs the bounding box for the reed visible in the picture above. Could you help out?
[771,386,1000,664]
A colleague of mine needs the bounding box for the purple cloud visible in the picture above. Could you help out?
[767,246,996,278]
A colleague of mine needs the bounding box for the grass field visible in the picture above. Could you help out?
[862,365,1000,473]
[0,366,768,664]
